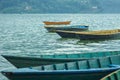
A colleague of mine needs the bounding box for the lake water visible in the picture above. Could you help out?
[0,14,120,80]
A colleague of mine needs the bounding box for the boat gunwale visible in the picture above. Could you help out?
[1,55,89,61]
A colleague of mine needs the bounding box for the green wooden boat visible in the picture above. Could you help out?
[100,69,120,80]
[1,54,120,80]
[2,51,120,68]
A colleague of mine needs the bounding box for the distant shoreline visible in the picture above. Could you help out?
[0,12,100,14]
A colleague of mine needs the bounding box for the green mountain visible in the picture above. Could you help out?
[0,0,120,13]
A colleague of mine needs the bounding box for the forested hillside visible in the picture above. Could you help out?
[0,0,119,13]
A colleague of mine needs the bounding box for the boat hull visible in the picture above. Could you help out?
[2,67,120,80]
[56,31,76,38]
[77,33,120,40]
[2,55,86,68]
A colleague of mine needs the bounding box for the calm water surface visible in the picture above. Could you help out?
[0,14,120,80]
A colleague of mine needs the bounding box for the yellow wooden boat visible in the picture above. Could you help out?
[100,69,120,80]
[43,21,71,25]
[56,29,120,40]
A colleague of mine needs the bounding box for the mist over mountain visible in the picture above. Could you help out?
[0,0,120,13]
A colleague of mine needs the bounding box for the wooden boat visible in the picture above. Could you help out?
[2,51,120,68]
[1,54,120,80]
[43,21,71,25]
[56,29,120,40]
[44,25,89,32]
[100,69,120,80]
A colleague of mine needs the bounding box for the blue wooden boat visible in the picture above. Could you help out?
[1,54,120,80]
[100,69,120,80]
[44,25,89,32]
[56,29,120,40]
[2,51,120,68]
